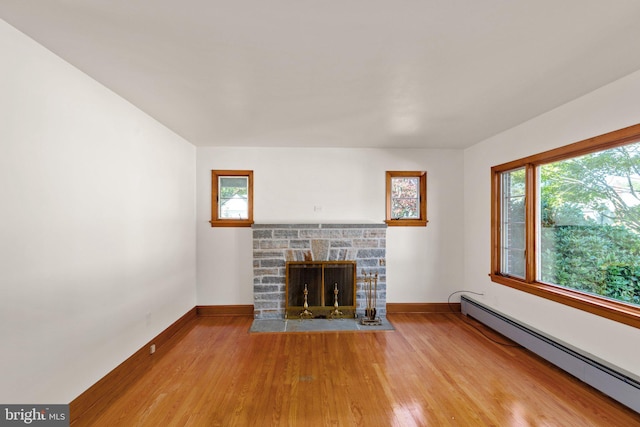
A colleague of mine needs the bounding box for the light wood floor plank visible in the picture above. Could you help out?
[72,313,640,426]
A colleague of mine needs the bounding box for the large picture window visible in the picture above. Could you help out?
[491,124,640,329]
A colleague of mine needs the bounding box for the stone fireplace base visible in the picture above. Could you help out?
[249,318,395,333]
[252,223,386,319]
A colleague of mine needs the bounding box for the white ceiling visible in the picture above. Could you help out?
[2,1,640,149]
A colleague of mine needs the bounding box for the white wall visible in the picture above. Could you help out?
[463,69,640,377]
[0,20,196,403]
[196,147,464,305]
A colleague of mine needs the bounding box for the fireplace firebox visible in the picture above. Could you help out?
[285,261,356,319]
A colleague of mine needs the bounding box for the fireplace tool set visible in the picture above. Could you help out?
[361,270,382,325]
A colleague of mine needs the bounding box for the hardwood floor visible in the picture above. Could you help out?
[73,313,640,426]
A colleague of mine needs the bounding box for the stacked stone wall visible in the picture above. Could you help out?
[252,224,387,319]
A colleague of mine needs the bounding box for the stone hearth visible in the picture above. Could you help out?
[252,224,386,319]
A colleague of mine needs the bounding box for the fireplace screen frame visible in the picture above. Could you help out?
[285,261,357,319]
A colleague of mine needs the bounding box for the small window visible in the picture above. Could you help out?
[210,170,254,227]
[385,171,427,226]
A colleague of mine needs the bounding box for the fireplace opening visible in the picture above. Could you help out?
[285,261,356,319]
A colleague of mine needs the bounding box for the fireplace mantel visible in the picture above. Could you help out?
[252,223,386,319]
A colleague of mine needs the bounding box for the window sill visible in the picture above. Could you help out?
[384,219,428,227]
[490,274,640,329]
[210,220,254,228]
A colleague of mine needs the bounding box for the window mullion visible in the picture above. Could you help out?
[525,164,537,283]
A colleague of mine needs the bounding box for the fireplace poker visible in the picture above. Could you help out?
[372,272,378,320]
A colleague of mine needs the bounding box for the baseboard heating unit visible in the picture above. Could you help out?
[460,295,640,413]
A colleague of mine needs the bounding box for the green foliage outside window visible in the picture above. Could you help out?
[603,264,640,305]
[540,225,640,303]
[539,142,640,306]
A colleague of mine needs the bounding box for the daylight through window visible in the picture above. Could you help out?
[210,170,254,227]
[491,124,640,329]
[500,168,526,279]
[538,144,640,303]
[385,171,427,227]
[219,176,249,219]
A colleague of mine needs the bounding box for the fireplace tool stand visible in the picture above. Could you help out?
[299,283,313,319]
[360,270,382,325]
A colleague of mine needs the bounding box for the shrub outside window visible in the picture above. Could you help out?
[491,124,640,329]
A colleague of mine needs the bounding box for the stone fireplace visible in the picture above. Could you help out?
[252,223,386,319]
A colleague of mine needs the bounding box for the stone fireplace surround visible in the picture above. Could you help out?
[252,223,386,319]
